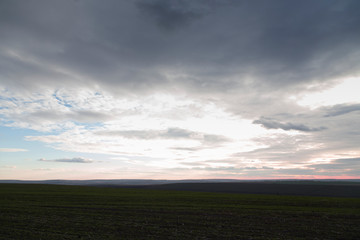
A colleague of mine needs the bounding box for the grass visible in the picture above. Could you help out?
[0,183,360,239]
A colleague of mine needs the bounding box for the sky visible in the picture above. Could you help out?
[0,0,360,180]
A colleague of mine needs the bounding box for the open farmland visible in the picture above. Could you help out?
[1,183,360,239]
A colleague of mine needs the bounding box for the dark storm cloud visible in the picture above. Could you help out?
[136,0,203,31]
[253,117,326,132]
[1,0,360,95]
[324,103,360,117]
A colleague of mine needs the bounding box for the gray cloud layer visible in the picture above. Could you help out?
[324,103,360,117]
[1,0,360,95]
[39,157,93,163]
[310,158,360,170]
[136,0,205,31]
[253,117,326,132]
[97,127,230,145]
[28,110,112,123]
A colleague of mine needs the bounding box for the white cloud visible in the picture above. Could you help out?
[20,92,271,169]
[295,77,360,109]
[0,148,28,152]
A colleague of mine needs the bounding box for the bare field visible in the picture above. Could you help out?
[1,183,360,239]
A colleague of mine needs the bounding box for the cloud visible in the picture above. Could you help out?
[1,0,360,96]
[1,1,360,179]
[171,147,200,152]
[310,157,360,170]
[32,168,53,171]
[28,110,112,123]
[253,117,326,132]
[136,0,205,31]
[324,103,360,117]
[0,88,119,132]
[39,157,93,163]
[174,157,360,178]
[188,166,275,173]
[96,127,229,143]
[1,165,17,169]
[0,148,28,152]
